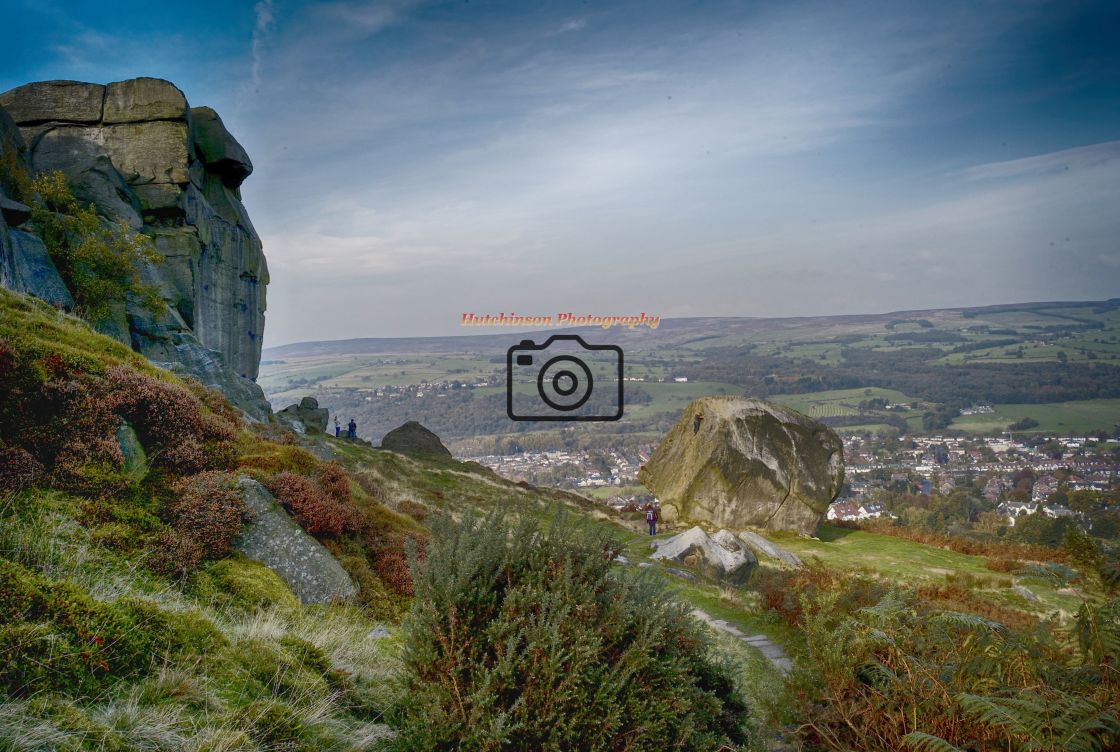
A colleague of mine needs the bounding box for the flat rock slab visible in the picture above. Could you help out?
[738,530,803,568]
[691,608,792,675]
[235,477,357,605]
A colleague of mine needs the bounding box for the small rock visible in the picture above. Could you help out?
[367,625,391,640]
[650,526,757,585]
[738,530,803,568]
[276,395,329,433]
[1013,584,1039,603]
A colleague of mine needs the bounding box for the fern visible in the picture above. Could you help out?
[1074,597,1120,667]
[957,691,1120,752]
[902,731,964,752]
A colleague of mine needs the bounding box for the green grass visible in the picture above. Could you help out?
[949,398,1120,434]
[766,525,1083,616]
[767,387,920,419]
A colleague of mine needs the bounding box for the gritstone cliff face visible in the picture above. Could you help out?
[638,396,845,535]
[0,78,270,419]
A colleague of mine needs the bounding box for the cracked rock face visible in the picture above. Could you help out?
[0,78,270,419]
[638,396,844,535]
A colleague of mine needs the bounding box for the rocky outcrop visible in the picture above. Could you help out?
[650,526,757,586]
[235,477,357,605]
[380,421,452,458]
[0,78,270,419]
[277,396,329,434]
[638,397,844,535]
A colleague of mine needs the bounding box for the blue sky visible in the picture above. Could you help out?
[3,0,1119,345]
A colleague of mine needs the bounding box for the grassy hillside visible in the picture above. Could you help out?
[3,288,1117,751]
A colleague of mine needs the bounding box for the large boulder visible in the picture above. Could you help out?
[638,397,844,535]
[0,79,270,418]
[235,478,357,605]
[650,526,757,586]
[380,420,452,458]
[276,396,329,434]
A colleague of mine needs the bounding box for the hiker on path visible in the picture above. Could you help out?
[347,418,357,440]
[645,504,658,536]
[335,418,341,437]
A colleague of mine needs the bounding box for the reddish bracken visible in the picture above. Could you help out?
[106,366,239,475]
[316,461,351,503]
[267,471,361,539]
[165,471,249,560]
[0,446,44,492]
[147,529,204,578]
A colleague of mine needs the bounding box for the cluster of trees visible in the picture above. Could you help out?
[867,478,1120,545]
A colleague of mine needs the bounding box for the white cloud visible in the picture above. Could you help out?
[251,0,276,87]
[960,140,1120,181]
[550,18,587,36]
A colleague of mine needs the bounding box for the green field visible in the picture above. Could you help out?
[767,525,1082,616]
[950,398,1120,434]
[767,387,921,419]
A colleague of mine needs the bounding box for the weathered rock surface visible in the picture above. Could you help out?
[190,107,253,188]
[737,530,803,568]
[650,526,757,586]
[0,79,270,419]
[380,420,452,458]
[0,80,104,124]
[3,229,74,309]
[277,396,329,434]
[235,477,357,605]
[638,397,844,535]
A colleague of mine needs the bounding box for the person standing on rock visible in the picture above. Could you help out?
[645,504,658,536]
[334,417,341,437]
[347,418,357,440]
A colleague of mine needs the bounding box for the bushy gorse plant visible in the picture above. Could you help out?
[392,509,752,751]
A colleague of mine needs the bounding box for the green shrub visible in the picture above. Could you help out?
[392,509,752,751]
[28,171,163,322]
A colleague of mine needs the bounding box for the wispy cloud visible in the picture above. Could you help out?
[549,18,587,36]
[960,141,1120,181]
[251,0,275,87]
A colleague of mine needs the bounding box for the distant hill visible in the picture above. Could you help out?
[260,299,1120,449]
[263,299,1120,358]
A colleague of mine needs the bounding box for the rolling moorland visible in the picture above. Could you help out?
[2,289,1118,751]
[260,299,1120,455]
